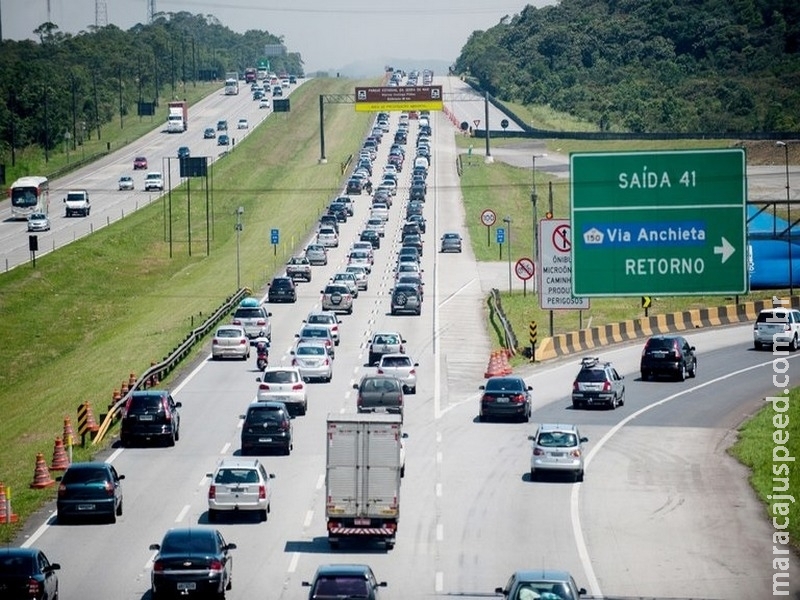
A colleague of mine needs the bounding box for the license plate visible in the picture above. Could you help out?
[550,452,565,457]
[354,518,371,525]
[258,438,272,443]
[78,504,95,511]
[177,582,197,591]
[496,397,509,403]
[138,414,154,421]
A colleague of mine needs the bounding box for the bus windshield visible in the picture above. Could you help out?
[11,187,38,207]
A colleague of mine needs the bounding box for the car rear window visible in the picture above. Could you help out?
[0,553,34,575]
[382,356,412,367]
[272,279,293,288]
[161,532,216,554]
[234,308,263,319]
[216,328,242,338]
[214,468,259,484]
[246,407,285,424]
[576,369,607,382]
[128,394,164,412]
[314,577,369,597]
[757,310,790,323]
[484,378,524,392]
[645,337,677,350]
[362,377,401,392]
[62,467,110,484]
[263,370,299,384]
[537,432,578,447]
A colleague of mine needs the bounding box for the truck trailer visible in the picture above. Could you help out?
[325,413,402,550]
[166,100,188,132]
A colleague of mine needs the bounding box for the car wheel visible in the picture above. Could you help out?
[576,470,585,482]
[641,370,650,381]
[284,443,291,456]
[347,306,353,314]
[677,364,687,381]
[689,360,697,378]
[260,509,268,522]
[530,469,538,481]
[329,539,340,549]
[175,426,180,442]
[572,401,580,410]
[167,431,176,447]
[208,509,217,523]
[791,335,798,352]
[109,510,117,524]
[754,341,763,350]
[401,465,405,478]
[385,541,395,551]
[326,374,333,383]
[117,499,123,516]
[619,390,625,406]
[368,353,377,365]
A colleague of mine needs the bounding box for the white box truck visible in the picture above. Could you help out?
[325,413,402,550]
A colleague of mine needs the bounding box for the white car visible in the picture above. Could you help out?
[377,353,418,394]
[317,227,339,248]
[349,241,375,257]
[348,250,373,273]
[303,311,341,345]
[291,342,333,383]
[331,272,360,298]
[118,175,135,191]
[207,457,275,522]
[211,325,250,360]
[259,98,271,109]
[237,118,249,129]
[344,265,369,291]
[395,262,423,279]
[370,203,389,221]
[753,307,800,350]
[27,212,51,232]
[144,171,164,191]
[256,366,308,415]
[365,217,386,237]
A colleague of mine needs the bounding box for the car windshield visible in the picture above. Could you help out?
[161,532,216,555]
[537,432,578,448]
[576,369,607,382]
[263,370,299,383]
[214,468,259,484]
[484,378,524,392]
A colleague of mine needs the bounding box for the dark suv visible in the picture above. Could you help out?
[240,400,293,455]
[267,277,297,303]
[571,357,625,409]
[120,390,182,446]
[640,335,697,381]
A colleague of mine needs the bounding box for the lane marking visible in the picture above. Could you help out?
[436,483,442,497]
[175,504,190,523]
[572,356,797,596]
[437,523,444,542]
[220,442,231,455]
[316,474,325,490]
[435,572,444,593]
[303,510,314,528]
[288,552,300,574]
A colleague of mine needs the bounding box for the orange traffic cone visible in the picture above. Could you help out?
[120,380,129,396]
[500,349,513,375]
[62,416,76,447]
[0,483,19,524]
[484,351,502,378]
[83,401,99,433]
[128,372,137,390]
[30,453,55,489]
[50,437,70,471]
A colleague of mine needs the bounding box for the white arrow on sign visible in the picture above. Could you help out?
[714,237,735,264]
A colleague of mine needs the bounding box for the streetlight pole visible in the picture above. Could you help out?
[777,141,792,295]
[235,207,244,290]
[504,215,512,293]
[531,153,547,292]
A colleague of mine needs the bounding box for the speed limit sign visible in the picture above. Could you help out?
[480,209,497,227]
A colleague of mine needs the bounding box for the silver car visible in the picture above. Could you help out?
[528,423,588,482]
[291,342,333,383]
[304,311,341,345]
[211,325,251,360]
[345,265,369,291]
[321,283,353,315]
[365,217,386,237]
[207,458,275,522]
[331,272,360,298]
[440,232,463,253]
[27,212,51,232]
[376,353,418,394]
[305,244,328,266]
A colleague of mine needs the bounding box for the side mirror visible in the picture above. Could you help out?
[256,376,261,382]
[175,402,182,408]
[578,588,587,595]
[295,334,300,338]
[206,472,214,478]
[527,435,535,441]
[414,363,419,367]
[149,543,161,551]
[580,437,589,443]
[527,386,533,391]
[225,543,237,551]
[402,432,409,439]
[290,350,296,355]
[479,385,486,390]
[269,473,276,479]
[690,346,696,351]
[352,383,359,390]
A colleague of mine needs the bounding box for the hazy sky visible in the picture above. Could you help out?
[1,0,554,72]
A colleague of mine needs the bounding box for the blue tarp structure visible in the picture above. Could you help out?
[747,206,800,289]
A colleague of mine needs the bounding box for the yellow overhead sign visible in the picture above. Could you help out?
[354,86,443,112]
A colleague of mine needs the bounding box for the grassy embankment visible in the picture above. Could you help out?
[457,101,799,550]
[0,76,378,543]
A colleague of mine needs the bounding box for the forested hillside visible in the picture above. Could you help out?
[454,0,800,133]
[0,12,303,155]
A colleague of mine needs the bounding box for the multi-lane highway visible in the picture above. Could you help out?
[6,76,799,599]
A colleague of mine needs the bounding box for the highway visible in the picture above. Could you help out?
[6,77,799,599]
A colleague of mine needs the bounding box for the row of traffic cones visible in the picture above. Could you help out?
[483,349,513,378]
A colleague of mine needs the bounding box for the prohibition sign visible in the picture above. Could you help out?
[552,224,572,253]
[515,258,535,281]
[480,209,497,227]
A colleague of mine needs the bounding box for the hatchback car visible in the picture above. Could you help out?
[203,127,216,139]
[317,227,339,248]
[391,285,422,316]
[211,325,250,360]
[295,324,337,357]
[217,134,230,146]
[291,342,333,383]
[286,255,312,282]
[0,547,60,600]
[120,389,182,447]
[495,569,587,600]
[479,376,533,422]
[216,120,228,131]
[302,564,387,600]
[321,283,354,314]
[57,462,124,523]
[345,265,369,291]
[640,335,697,381]
[353,375,404,418]
[304,311,341,345]
[207,458,275,522]
[267,277,297,303]
[27,212,51,232]
[133,156,148,170]
[149,528,235,599]
[365,217,385,237]
[259,98,271,109]
[305,244,328,266]
[376,353,418,394]
[240,400,293,456]
[572,356,626,408]
[360,229,381,249]
[237,118,249,129]
[118,175,135,191]
[753,307,800,350]
[529,424,589,482]
[348,250,373,273]
[440,232,463,253]
[232,297,272,340]
[368,332,406,365]
[331,272,360,298]
[256,367,308,415]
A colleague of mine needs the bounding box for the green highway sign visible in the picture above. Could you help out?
[570,149,747,296]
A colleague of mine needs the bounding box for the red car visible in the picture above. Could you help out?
[133,156,148,170]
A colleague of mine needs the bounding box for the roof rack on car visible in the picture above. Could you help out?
[580,357,601,368]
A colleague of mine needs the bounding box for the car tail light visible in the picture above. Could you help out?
[533,447,545,456]
[573,381,580,391]
[377,368,384,374]
[240,339,247,345]
[280,420,290,431]
[233,319,242,326]
[257,319,266,326]
[570,449,582,458]
[259,383,270,391]
[162,397,172,422]
[673,340,681,359]
[481,394,494,403]
[602,381,611,392]
[400,345,405,353]
[291,358,298,366]
[324,358,330,366]
[212,339,219,345]
[104,481,114,495]
[152,560,165,573]
[58,483,67,496]
[27,577,42,596]
[209,559,224,574]
[258,485,266,499]
[292,383,303,390]
[512,394,525,404]
[208,485,216,499]
[357,394,363,408]
[122,395,133,418]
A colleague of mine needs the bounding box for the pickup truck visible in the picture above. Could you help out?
[286,256,312,282]
[63,190,90,217]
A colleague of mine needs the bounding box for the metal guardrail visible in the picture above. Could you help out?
[93,287,249,444]
[488,288,518,355]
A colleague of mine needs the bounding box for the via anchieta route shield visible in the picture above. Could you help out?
[570,148,748,296]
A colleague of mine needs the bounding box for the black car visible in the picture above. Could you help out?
[150,528,236,599]
[346,177,363,194]
[398,246,420,264]
[240,400,293,455]
[0,547,60,600]
[319,214,340,233]
[409,184,426,201]
[267,277,297,303]
[328,202,348,222]
[353,375,404,418]
[406,201,424,219]
[407,214,427,233]
[302,564,387,600]
[360,229,381,249]
[177,146,190,159]
[401,234,423,256]
[394,130,407,144]
[402,222,421,238]
[640,335,697,381]
[479,376,533,422]
[120,390,182,447]
[216,120,228,131]
[571,356,626,409]
[57,462,124,523]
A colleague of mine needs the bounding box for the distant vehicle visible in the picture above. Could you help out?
[259,98,271,109]
[353,375,404,417]
[57,462,125,523]
[118,175,135,190]
[218,134,230,146]
[133,156,148,170]
[0,547,60,600]
[149,527,236,598]
[440,232,463,253]
[10,175,50,220]
[244,67,257,83]
[267,276,297,303]
[256,366,308,415]
[120,389,181,447]
[27,212,51,232]
[63,189,90,217]
[478,375,533,422]
[232,297,272,340]
[640,335,697,381]
[166,100,188,132]
[286,255,312,282]
[529,423,589,482]
[304,311,341,345]
[211,325,251,360]
[177,146,190,159]
[203,127,216,139]
[237,118,249,129]
[216,120,228,131]
[495,569,587,600]
[224,77,239,95]
[207,457,275,522]
[291,342,333,383]
[305,244,328,266]
[272,85,283,96]
[240,400,294,455]
[368,332,405,366]
[144,172,164,191]
[753,307,800,351]
[377,353,418,394]
[302,563,387,599]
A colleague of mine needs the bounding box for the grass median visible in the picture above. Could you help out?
[0,76,378,542]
